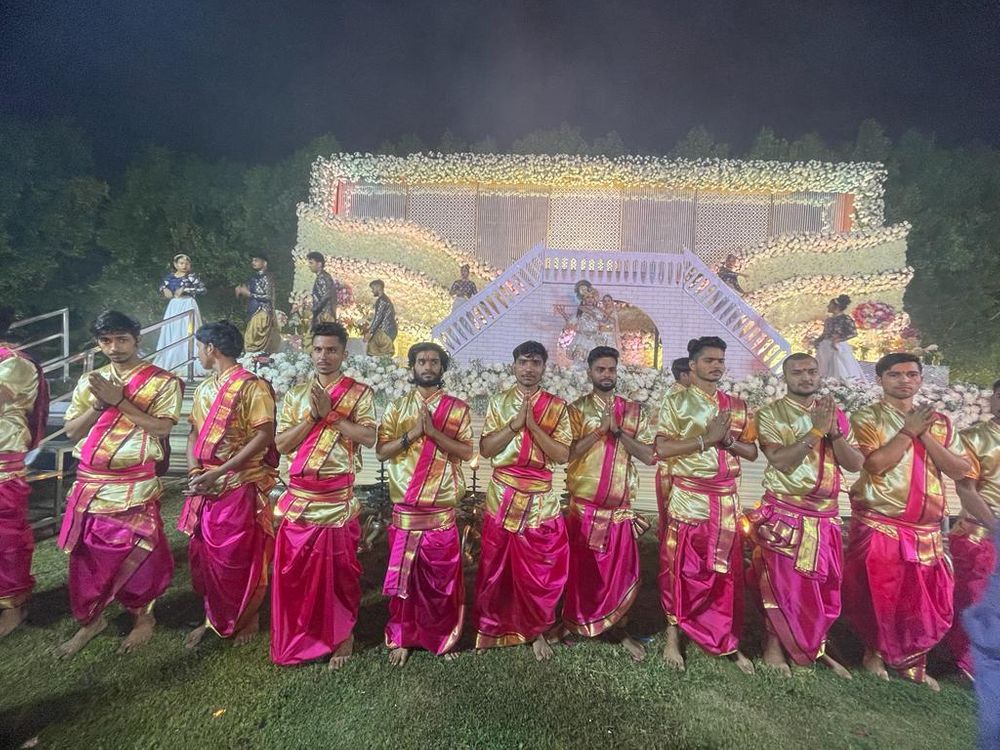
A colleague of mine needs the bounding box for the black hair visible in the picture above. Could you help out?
[831,294,851,311]
[460,264,469,272]
[875,352,923,377]
[993,378,1000,392]
[587,346,619,367]
[781,352,818,374]
[195,320,244,359]
[512,340,548,363]
[311,321,348,348]
[306,251,325,265]
[91,310,141,340]
[370,278,385,289]
[687,336,727,360]
[407,342,450,372]
[670,357,691,381]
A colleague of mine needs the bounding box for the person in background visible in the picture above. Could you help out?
[670,357,691,393]
[154,253,207,375]
[236,254,281,354]
[305,251,339,326]
[364,279,397,357]
[448,264,477,313]
[814,294,864,380]
[716,254,747,296]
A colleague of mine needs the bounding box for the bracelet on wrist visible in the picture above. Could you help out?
[188,467,205,477]
[808,427,826,440]
[696,435,705,453]
[828,431,843,441]
[721,435,735,449]
[401,433,411,450]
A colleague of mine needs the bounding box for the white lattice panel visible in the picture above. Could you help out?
[344,184,407,220]
[622,189,695,253]
[548,190,622,250]
[476,193,548,269]
[408,187,478,255]
[695,193,770,267]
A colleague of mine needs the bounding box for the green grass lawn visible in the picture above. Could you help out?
[0,493,978,749]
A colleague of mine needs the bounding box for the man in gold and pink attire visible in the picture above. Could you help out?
[845,352,972,690]
[180,320,278,649]
[56,311,182,658]
[564,346,654,660]
[0,307,49,638]
[271,322,376,668]
[377,342,473,666]
[745,353,863,678]
[655,336,758,673]
[474,340,572,661]
[947,377,1000,678]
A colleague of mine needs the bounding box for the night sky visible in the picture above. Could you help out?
[3,0,999,170]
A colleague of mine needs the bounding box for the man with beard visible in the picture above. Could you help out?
[364,279,397,357]
[563,346,655,660]
[654,336,758,673]
[845,352,972,690]
[947,378,1000,678]
[55,311,182,658]
[474,340,572,661]
[376,342,473,665]
[271,322,376,668]
[745,353,863,677]
[179,321,278,650]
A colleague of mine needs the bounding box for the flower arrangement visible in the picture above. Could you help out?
[239,348,991,428]
[310,153,887,229]
[852,301,897,330]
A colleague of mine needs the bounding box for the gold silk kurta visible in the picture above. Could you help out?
[378,389,472,508]
[756,396,857,511]
[655,385,756,521]
[0,351,39,480]
[65,362,182,512]
[566,393,654,505]
[277,377,376,526]
[481,387,572,526]
[957,420,1000,535]
[189,365,275,486]
[849,401,967,520]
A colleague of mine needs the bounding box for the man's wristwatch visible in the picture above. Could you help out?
[401,433,411,450]
[612,427,623,439]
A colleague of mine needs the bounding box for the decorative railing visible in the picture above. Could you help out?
[434,246,790,372]
[11,308,71,378]
[432,244,546,351]
[680,251,790,371]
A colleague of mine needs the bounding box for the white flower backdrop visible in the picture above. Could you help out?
[239,351,993,429]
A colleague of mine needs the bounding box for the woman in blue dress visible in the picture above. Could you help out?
[154,253,207,375]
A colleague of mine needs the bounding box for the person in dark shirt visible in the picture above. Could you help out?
[365,279,397,357]
[306,251,339,325]
[448,265,477,313]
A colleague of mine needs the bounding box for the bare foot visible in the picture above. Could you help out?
[474,648,488,656]
[53,615,108,659]
[532,634,554,661]
[185,624,209,650]
[233,614,259,646]
[328,634,354,670]
[0,606,27,639]
[762,634,791,677]
[662,626,685,671]
[118,611,156,654]
[621,634,646,662]
[862,649,889,681]
[443,651,461,662]
[731,650,755,675]
[388,647,410,667]
[923,675,941,692]
[821,654,852,680]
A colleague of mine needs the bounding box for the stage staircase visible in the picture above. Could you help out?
[432,244,790,372]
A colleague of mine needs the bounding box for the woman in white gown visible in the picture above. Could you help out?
[814,294,865,380]
[154,253,207,375]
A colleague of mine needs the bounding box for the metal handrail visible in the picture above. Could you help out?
[11,307,71,378]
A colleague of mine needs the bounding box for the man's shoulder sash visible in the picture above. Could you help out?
[289,375,369,478]
[79,363,176,470]
[0,346,50,449]
[402,393,469,508]
[193,367,256,464]
[516,391,566,468]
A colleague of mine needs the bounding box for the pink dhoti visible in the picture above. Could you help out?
[745,498,842,665]
[270,516,362,665]
[180,482,274,637]
[843,516,954,680]
[383,507,465,655]
[60,501,174,624]
[563,500,643,637]
[473,510,569,649]
[0,476,34,609]
[945,520,996,676]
